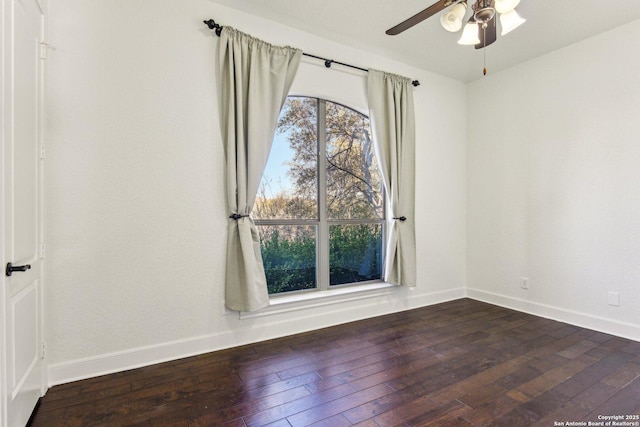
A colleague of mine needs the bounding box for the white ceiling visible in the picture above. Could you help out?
[209,0,640,83]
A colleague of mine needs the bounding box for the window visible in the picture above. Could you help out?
[255,97,385,295]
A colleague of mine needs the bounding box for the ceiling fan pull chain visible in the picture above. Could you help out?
[483,50,487,75]
[483,24,487,75]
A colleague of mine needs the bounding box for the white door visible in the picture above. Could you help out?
[1,0,46,425]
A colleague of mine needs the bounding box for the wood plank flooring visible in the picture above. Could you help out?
[29,299,640,426]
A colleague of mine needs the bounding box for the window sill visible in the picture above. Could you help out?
[239,282,397,319]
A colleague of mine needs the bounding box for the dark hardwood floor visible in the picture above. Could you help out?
[30,298,640,426]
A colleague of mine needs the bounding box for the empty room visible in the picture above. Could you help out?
[1,0,639,426]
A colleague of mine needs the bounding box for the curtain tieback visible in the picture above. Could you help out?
[392,216,407,222]
[229,213,250,220]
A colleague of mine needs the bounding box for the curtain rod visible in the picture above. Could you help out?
[204,19,420,87]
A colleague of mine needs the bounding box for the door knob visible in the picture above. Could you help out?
[5,263,31,277]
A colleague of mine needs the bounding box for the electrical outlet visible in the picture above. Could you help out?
[608,292,620,307]
[520,277,529,290]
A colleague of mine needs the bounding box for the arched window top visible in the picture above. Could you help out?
[257,96,382,221]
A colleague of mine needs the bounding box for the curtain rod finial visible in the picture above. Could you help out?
[412,80,420,87]
[204,19,223,36]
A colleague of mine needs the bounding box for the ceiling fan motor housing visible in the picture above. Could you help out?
[473,0,496,23]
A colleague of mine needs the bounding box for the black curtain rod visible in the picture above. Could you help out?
[204,19,420,87]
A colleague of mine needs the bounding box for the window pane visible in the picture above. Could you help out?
[259,224,317,294]
[326,102,383,220]
[255,97,318,220]
[329,224,382,286]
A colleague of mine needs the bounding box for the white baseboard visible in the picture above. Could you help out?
[405,287,467,311]
[47,287,466,387]
[466,288,640,342]
[47,333,226,387]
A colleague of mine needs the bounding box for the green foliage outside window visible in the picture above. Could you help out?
[260,225,316,294]
[329,224,382,286]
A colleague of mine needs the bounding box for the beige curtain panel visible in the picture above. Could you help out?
[367,69,417,287]
[218,27,302,312]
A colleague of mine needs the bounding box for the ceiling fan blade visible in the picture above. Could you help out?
[475,15,497,49]
[386,0,456,35]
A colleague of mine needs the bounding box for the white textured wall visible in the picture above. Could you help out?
[45,0,467,384]
[467,20,640,340]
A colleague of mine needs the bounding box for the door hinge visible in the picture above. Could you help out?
[40,242,46,259]
[41,342,46,359]
[40,144,46,159]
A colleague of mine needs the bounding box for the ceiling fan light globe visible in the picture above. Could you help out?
[441,14,463,32]
[440,2,467,32]
[458,21,480,45]
[500,9,526,35]
[495,0,520,14]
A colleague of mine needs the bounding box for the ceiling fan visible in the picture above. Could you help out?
[386,0,525,50]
